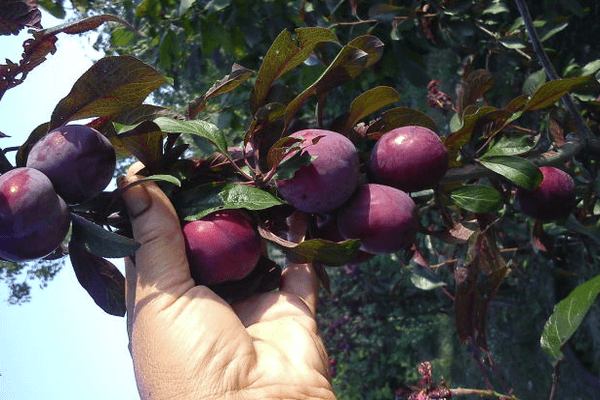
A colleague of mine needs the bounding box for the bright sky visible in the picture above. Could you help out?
[0,10,141,400]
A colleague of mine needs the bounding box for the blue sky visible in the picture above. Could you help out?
[0,10,140,400]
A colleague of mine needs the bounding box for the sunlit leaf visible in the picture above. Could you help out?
[153,117,228,156]
[541,274,600,367]
[342,86,400,134]
[482,133,538,157]
[0,0,42,35]
[523,75,591,111]
[449,185,503,213]
[250,27,339,113]
[290,238,361,266]
[479,156,542,190]
[175,182,285,221]
[50,55,167,129]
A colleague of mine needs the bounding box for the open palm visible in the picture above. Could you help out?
[121,172,336,400]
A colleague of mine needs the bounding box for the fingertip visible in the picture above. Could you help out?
[280,262,320,316]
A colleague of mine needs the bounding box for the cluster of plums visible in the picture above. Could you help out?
[1,122,578,288]
[0,125,116,262]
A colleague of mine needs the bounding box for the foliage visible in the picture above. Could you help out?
[2,0,600,399]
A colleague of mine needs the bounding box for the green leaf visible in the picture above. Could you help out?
[479,156,542,190]
[540,21,569,42]
[139,174,182,187]
[175,182,285,221]
[410,271,447,290]
[523,75,592,112]
[290,239,361,266]
[342,86,401,134]
[482,134,538,157]
[523,68,546,96]
[250,27,339,113]
[541,274,600,367]
[153,117,228,156]
[71,214,140,258]
[449,185,503,213]
[50,55,167,129]
[110,121,164,172]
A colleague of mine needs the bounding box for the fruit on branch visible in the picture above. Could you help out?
[276,129,360,214]
[369,125,448,192]
[0,167,70,262]
[337,183,418,254]
[515,166,576,221]
[26,124,116,204]
[313,214,373,265]
[183,210,262,285]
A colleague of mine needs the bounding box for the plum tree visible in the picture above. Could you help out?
[369,125,448,192]
[182,210,262,285]
[336,183,418,254]
[26,124,116,204]
[515,166,577,221]
[276,129,360,214]
[0,167,71,262]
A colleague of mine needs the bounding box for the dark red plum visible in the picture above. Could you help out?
[370,125,448,192]
[337,183,418,254]
[0,168,70,262]
[183,210,262,285]
[515,166,576,221]
[26,124,116,204]
[276,129,360,214]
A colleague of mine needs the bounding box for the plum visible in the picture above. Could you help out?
[0,167,71,262]
[515,166,576,221]
[183,210,262,285]
[337,183,418,254]
[276,129,360,214]
[369,125,448,192]
[26,124,116,204]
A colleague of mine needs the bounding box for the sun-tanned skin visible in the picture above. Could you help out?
[120,164,337,400]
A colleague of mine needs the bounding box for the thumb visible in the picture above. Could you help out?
[119,173,194,307]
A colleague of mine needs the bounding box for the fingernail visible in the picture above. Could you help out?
[121,177,152,218]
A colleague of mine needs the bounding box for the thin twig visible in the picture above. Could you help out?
[451,387,522,399]
[513,0,593,140]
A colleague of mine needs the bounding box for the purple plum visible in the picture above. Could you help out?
[515,166,576,221]
[276,129,360,214]
[26,124,116,204]
[0,167,70,261]
[369,125,448,192]
[183,210,262,285]
[337,183,418,254]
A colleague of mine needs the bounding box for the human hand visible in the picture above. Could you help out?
[119,166,336,400]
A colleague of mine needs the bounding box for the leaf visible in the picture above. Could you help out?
[49,55,167,129]
[15,122,50,167]
[290,239,361,266]
[153,117,228,157]
[33,14,138,37]
[69,240,126,317]
[341,86,400,134]
[283,44,370,128]
[482,133,538,157]
[139,174,182,187]
[0,0,42,35]
[368,106,438,135]
[523,75,592,112]
[443,106,498,165]
[250,27,339,113]
[479,156,542,190]
[449,185,503,213]
[410,268,447,290]
[186,63,254,119]
[110,121,164,172]
[541,274,600,367]
[540,21,569,42]
[71,214,140,258]
[457,69,495,114]
[175,182,285,221]
[112,104,185,126]
[346,35,385,68]
[523,68,546,96]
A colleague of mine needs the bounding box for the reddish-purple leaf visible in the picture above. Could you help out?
[0,0,42,35]
[49,55,167,129]
[69,240,126,317]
